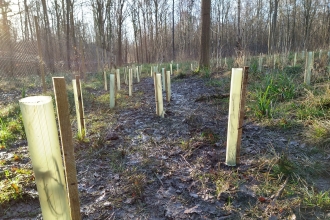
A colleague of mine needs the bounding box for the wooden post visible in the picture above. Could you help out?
[116,69,120,91]
[236,67,249,164]
[151,66,153,77]
[109,74,115,108]
[104,71,108,91]
[258,54,263,72]
[226,68,244,166]
[170,63,173,75]
[161,68,165,91]
[34,16,46,93]
[52,77,81,220]
[125,67,128,85]
[155,73,164,117]
[136,67,140,83]
[166,71,171,102]
[153,72,159,115]
[328,51,330,73]
[72,76,85,137]
[304,51,313,85]
[129,69,132,96]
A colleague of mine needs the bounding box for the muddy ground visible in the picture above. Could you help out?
[1,71,329,219]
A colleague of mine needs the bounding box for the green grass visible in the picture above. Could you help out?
[0,104,25,147]
[0,166,34,204]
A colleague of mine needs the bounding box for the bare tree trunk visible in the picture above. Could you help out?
[69,0,78,71]
[41,0,55,73]
[66,0,71,70]
[172,0,175,61]
[199,0,211,69]
[54,0,63,64]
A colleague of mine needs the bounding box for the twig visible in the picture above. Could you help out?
[272,176,289,202]
[154,172,163,186]
[180,154,194,169]
[265,176,289,213]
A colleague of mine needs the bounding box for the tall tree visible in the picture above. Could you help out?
[116,0,125,66]
[199,0,211,69]
[41,0,55,73]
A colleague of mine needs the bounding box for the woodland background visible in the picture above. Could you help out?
[0,0,329,76]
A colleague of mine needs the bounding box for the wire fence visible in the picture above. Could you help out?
[0,24,114,109]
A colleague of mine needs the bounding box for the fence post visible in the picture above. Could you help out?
[34,16,46,93]
[52,77,81,220]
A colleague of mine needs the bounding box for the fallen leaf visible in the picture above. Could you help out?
[13,155,20,161]
[11,183,19,193]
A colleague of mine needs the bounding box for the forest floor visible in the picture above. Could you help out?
[1,69,330,219]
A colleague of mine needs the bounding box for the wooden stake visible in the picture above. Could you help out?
[328,51,330,73]
[236,67,249,164]
[304,51,313,85]
[125,67,128,85]
[52,77,81,220]
[258,54,263,72]
[166,71,171,102]
[162,68,165,91]
[153,72,159,115]
[156,73,164,117]
[116,69,120,91]
[110,74,115,108]
[72,76,85,137]
[226,68,244,166]
[104,71,108,91]
[137,67,140,83]
[34,16,46,93]
[129,69,132,96]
